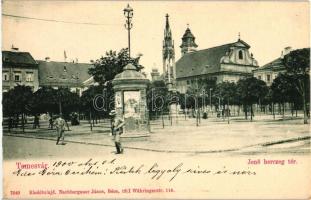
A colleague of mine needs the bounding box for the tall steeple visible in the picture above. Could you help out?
[180,24,198,56]
[162,14,176,89]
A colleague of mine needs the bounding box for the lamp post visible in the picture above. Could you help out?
[123,4,133,58]
[217,96,221,110]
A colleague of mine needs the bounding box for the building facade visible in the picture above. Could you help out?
[253,47,292,86]
[175,29,259,93]
[38,59,92,96]
[2,49,39,92]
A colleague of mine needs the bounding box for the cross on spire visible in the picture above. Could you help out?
[238,32,241,40]
[165,14,170,29]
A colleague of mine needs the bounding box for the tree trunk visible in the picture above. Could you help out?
[161,111,164,128]
[282,102,285,119]
[198,107,201,124]
[89,110,93,131]
[92,113,95,127]
[196,109,199,126]
[302,91,307,124]
[170,112,173,126]
[227,102,230,124]
[244,104,248,119]
[22,113,25,133]
[272,102,275,120]
[250,105,253,121]
[8,116,12,132]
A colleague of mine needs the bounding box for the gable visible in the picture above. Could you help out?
[232,40,250,48]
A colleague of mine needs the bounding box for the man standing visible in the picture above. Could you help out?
[55,114,66,145]
[110,110,125,154]
[33,115,40,129]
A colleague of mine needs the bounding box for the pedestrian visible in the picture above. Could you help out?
[33,115,40,129]
[49,116,54,129]
[109,110,125,154]
[55,114,66,145]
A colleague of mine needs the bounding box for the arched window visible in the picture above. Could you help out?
[238,50,243,59]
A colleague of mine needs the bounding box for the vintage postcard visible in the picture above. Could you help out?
[1,1,310,199]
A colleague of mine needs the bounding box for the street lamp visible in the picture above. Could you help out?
[123,4,133,58]
[217,96,221,110]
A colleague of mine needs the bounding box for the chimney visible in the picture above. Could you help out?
[11,45,19,52]
[45,57,50,62]
[281,46,292,58]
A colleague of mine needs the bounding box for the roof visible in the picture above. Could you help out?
[176,43,232,78]
[180,28,198,48]
[38,60,93,87]
[2,51,38,67]
[182,28,195,39]
[176,40,252,79]
[114,63,147,80]
[253,57,284,72]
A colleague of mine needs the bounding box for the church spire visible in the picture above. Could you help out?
[165,14,170,30]
[162,14,176,90]
[180,24,198,56]
[163,14,173,48]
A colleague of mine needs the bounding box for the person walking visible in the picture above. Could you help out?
[49,116,54,129]
[110,110,125,154]
[55,114,66,145]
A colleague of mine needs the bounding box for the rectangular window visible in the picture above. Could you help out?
[3,72,9,81]
[14,72,21,82]
[258,75,261,80]
[26,72,34,82]
[267,74,271,82]
[187,80,190,85]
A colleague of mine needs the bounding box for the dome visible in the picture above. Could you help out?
[114,63,147,80]
[112,63,149,90]
[182,28,195,38]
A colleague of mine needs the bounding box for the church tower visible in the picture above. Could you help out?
[180,25,198,56]
[162,14,176,89]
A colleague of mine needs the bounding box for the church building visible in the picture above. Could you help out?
[175,29,259,93]
[153,14,260,94]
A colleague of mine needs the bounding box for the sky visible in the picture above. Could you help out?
[2,1,310,78]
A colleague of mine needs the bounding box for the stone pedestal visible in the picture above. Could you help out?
[112,63,150,138]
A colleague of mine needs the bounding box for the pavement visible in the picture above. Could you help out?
[2,113,311,159]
